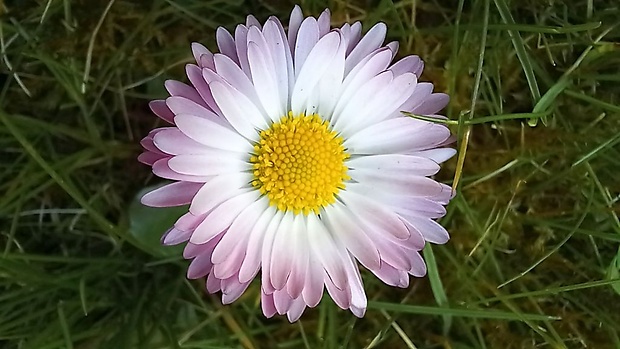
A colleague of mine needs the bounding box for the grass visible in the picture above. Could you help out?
[1,0,620,348]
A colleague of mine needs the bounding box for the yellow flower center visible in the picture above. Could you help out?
[250,112,350,215]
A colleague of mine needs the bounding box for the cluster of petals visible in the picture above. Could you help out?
[139,6,455,322]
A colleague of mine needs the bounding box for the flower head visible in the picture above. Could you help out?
[139,6,455,322]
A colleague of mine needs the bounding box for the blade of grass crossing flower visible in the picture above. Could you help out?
[402,111,549,125]
[423,245,451,334]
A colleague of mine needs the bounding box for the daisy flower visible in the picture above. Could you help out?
[139,6,455,322]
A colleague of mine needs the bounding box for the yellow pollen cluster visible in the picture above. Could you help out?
[250,112,350,215]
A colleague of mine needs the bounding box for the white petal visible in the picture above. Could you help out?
[375,238,412,271]
[322,202,381,271]
[324,272,351,309]
[347,154,440,176]
[288,5,304,55]
[210,80,267,141]
[149,100,174,124]
[212,251,243,279]
[164,80,201,102]
[407,250,427,277]
[342,254,367,312]
[333,71,392,132]
[141,182,202,207]
[390,55,423,77]
[411,93,449,115]
[153,128,209,155]
[392,197,447,219]
[211,196,269,264]
[337,72,417,136]
[371,262,408,287]
[238,206,278,283]
[270,211,295,290]
[349,170,444,197]
[166,96,225,127]
[187,253,213,279]
[189,173,251,215]
[175,212,207,233]
[286,297,307,322]
[301,251,324,307]
[316,30,346,121]
[306,214,348,290]
[344,117,450,154]
[191,42,212,67]
[396,82,433,115]
[412,148,457,164]
[345,22,362,55]
[386,41,399,59]
[190,190,260,244]
[137,151,164,166]
[351,305,366,318]
[273,290,293,315]
[402,216,450,244]
[344,23,387,75]
[261,292,277,318]
[317,9,331,37]
[216,27,238,63]
[162,227,192,245]
[152,158,212,183]
[206,270,222,293]
[234,25,251,76]
[331,48,392,126]
[293,17,319,77]
[261,210,285,293]
[174,113,252,153]
[286,215,309,299]
[246,14,261,28]
[338,189,410,240]
[213,54,262,110]
[247,35,284,120]
[184,65,220,113]
[262,19,294,113]
[291,31,342,115]
[221,278,251,304]
[167,153,247,177]
[141,129,164,152]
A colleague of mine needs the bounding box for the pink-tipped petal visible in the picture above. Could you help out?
[141,182,202,207]
[216,27,238,63]
[149,100,175,124]
[190,191,260,244]
[261,292,277,318]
